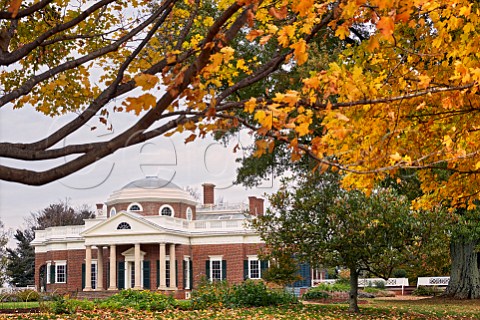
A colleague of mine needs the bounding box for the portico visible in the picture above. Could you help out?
[83,242,177,291]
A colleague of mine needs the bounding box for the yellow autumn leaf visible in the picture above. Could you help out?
[134,74,159,90]
[244,98,256,113]
[295,122,310,136]
[124,93,156,115]
[278,25,295,47]
[335,25,350,40]
[290,39,308,65]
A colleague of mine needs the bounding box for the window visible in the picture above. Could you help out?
[55,262,66,283]
[110,207,116,217]
[159,205,174,217]
[211,260,222,281]
[46,262,51,284]
[117,222,131,230]
[249,259,261,279]
[165,260,171,287]
[184,257,191,289]
[127,203,143,211]
[186,208,193,221]
[91,261,97,289]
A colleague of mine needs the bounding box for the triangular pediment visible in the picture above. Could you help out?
[81,211,166,237]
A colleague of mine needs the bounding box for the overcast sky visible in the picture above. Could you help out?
[0,106,277,233]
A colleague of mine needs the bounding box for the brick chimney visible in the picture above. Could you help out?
[96,203,104,217]
[249,197,264,216]
[202,183,215,205]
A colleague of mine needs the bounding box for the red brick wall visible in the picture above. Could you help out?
[191,243,264,286]
[107,202,196,220]
[35,242,264,293]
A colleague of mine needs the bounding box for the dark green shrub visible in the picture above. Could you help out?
[190,279,297,309]
[228,280,297,307]
[15,289,40,302]
[412,286,444,296]
[313,282,350,292]
[49,295,77,314]
[99,289,176,311]
[302,289,330,300]
[363,287,381,294]
[190,278,231,309]
[373,280,386,289]
[393,269,407,278]
[175,299,192,310]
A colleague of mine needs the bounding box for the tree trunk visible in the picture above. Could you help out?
[444,239,480,299]
[348,267,360,313]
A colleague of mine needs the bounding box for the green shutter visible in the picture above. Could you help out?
[81,264,85,289]
[65,265,68,283]
[205,260,210,281]
[50,264,55,284]
[183,260,186,289]
[189,260,193,289]
[156,260,160,287]
[143,260,151,289]
[260,260,269,278]
[175,260,178,287]
[222,260,227,280]
[118,261,125,289]
[244,260,249,280]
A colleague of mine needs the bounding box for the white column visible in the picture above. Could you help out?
[134,243,142,290]
[96,246,104,291]
[84,245,92,291]
[169,243,177,289]
[158,243,167,290]
[108,245,117,290]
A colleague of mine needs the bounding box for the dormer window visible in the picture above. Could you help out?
[127,203,143,212]
[186,207,193,221]
[159,205,174,217]
[117,222,131,230]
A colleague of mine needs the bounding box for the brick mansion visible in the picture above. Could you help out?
[31,177,268,298]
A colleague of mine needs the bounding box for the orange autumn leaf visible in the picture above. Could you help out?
[377,16,395,37]
[290,39,308,65]
[8,0,22,18]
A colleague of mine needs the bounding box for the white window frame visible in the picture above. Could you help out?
[46,261,51,284]
[55,261,67,284]
[110,207,117,217]
[91,260,97,290]
[186,207,193,221]
[184,256,191,289]
[127,202,143,212]
[159,204,175,217]
[248,256,261,279]
[209,256,223,281]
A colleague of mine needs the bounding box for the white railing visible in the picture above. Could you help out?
[32,225,84,243]
[197,202,249,212]
[0,286,36,294]
[417,277,450,287]
[358,277,409,288]
[149,215,250,232]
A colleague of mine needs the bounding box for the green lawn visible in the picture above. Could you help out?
[0,301,39,309]
[1,298,480,319]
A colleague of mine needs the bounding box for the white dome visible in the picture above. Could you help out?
[121,176,181,190]
[107,176,196,205]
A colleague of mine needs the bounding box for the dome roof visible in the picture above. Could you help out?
[122,176,181,190]
[107,176,196,205]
